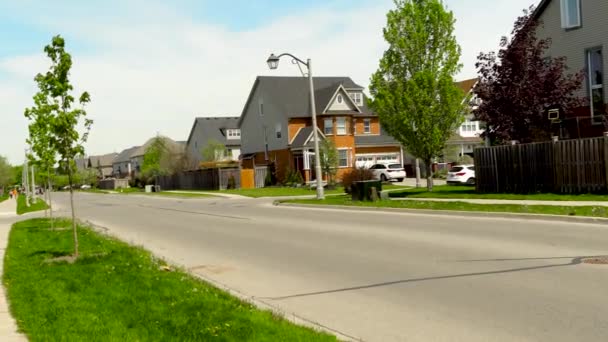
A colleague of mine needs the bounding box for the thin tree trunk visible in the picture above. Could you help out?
[425,159,434,192]
[67,166,78,258]
[48,171,54,231]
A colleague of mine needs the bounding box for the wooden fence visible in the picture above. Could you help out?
[474,136,608,194]
[156,168,240,191]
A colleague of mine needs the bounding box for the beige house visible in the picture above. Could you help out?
[534,0,607,136]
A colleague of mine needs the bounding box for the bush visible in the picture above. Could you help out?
[283,167,304,187]
[341,167,374,194]
[264,169,273,187]
[457,155,474,165]
[227,175,236,189]
[434,168,448,179]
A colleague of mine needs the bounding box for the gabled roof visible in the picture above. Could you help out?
[320,84,362,114]
[289,126,326,148]
[114,146,140,164]
[456,78,478,95]
[187,117,241,147]
[131,136,185,158]
[90,153,118,168]
[238,76,371,127]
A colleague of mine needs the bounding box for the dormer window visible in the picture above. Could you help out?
[227,129,241,139]
[349,92,363,106]
[560,0,581,29]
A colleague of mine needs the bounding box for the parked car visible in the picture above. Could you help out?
[80,184,91,190]
[61,185,72,190]
[447,165,475,185]
[369,163,406,182]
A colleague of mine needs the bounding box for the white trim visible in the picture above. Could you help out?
[348,91,363,106]
[226,129,241,140]
[323,118,334,136]
[337,148,350,168]
[336,117,347,135]
[302,127,327,146]
[321,85,363,114]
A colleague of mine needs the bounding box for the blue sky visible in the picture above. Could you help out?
[0,0,538,164]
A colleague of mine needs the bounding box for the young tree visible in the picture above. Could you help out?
[141,137,171,185]
[474,7,584,144]
[319,139,339,185]
[201,139,228,162]
[0,156,12,194]
[370,0,466,191]
[32,35,93,258]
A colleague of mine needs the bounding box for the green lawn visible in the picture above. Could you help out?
[389,185,608,201]
[3,218,336,341]
[213,183,409,198]
[284,195,608,219]
[16,195,49,215]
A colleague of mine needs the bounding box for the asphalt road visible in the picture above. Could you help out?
[51,192,608,342]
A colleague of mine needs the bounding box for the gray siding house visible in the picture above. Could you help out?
[186,117,241,166]
[535,0,607,136]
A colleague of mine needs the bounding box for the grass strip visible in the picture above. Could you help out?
[16,195,49,215]
[389,185,608,201]
[3,218,336,341]
[285,195,608,218]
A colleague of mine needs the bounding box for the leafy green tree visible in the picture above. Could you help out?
[29,35,93,258]
[141,137,172,185]
[0,156,12,193]
[319,139,339,185]
[201,139,228,162]
[369,0,466,191]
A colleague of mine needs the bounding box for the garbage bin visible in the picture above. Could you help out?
[145,185,153,193]
[351,180,382,201]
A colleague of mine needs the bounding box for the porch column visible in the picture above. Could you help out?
[303,150,310,170]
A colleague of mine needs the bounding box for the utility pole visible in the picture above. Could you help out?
[31,163,36,204]
[23,156,30,207]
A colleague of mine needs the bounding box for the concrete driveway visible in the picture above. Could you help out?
[50,192,608,342]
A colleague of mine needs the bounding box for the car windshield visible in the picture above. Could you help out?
[449,167,464,172]
[388,164,401,169]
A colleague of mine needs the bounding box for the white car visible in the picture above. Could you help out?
[447,165,476,185]
[80,184,92,190]
[369,163,406,182]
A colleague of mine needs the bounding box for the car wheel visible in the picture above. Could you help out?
[380,174,387,182]
[466,178,476,185]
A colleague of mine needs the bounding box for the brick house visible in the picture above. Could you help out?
[238,76,403,183]
[534,0,607,138]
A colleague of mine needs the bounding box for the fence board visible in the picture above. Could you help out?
[474,137,607,194]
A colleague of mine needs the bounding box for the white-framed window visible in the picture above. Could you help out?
[560,0,581,29]
[324,118,333,135]
[337,94,343,104]
[336,117,347,135]
[460,119,478,133]
[349,92,363,106]
[227,129,241,139]
[363,118,371,134]
[587,47,604,121]
[338,149,349,167]
[275,123,282,139]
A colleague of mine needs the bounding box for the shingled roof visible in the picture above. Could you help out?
[187,117,241,147]
[238,76,372,127]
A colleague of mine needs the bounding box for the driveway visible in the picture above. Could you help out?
[50,192,608,342]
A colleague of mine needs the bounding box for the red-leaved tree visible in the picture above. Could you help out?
[474,7,585,144]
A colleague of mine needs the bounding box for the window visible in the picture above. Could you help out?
[338,149,348,167]
[336,117,346,135]
[560,0,581,29]
[349,92,363,106]
[324,118,333,135]
[227,129,241,139]
[259,100,264,117]
[363,119,371,134]
[460,119,478,133]
[588,48,604,121]
[337,94,343,104]
[275,123,282,139]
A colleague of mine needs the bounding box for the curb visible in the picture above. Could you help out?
[275,202,608,226]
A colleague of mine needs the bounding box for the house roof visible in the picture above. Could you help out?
[289,126,326,148]
[447,134,484,145]
[355,127,400,147]
[238,76,371,127]
[131,136,185,158]
[456,78,478,95]
[90,153,118,168]
[113,146,140,164]
[74,157,89,170]
[187,117,241,147]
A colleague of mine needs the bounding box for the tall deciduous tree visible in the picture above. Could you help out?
[31,35,93,258]
[370,0,465,191]
[474,7,584,144]
[319,139,339,185]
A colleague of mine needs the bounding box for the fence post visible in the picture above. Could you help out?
[604,133,608,192]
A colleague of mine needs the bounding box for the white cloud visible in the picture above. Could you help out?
[0,0,535,164]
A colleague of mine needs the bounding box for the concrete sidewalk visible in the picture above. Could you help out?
[0,198,27,341]
[394,197,608,207]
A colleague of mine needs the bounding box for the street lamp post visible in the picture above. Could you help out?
[267,53,325,199]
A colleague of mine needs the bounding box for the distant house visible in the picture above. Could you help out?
[238,76,403,182]
[447,78,484,157]
[534,0,607,137]
[186,117,241,166]
[112,146,140,178]
[89,153,117,179]
[129,136,186,178]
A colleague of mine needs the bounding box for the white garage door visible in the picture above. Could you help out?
[356,154,400,168]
